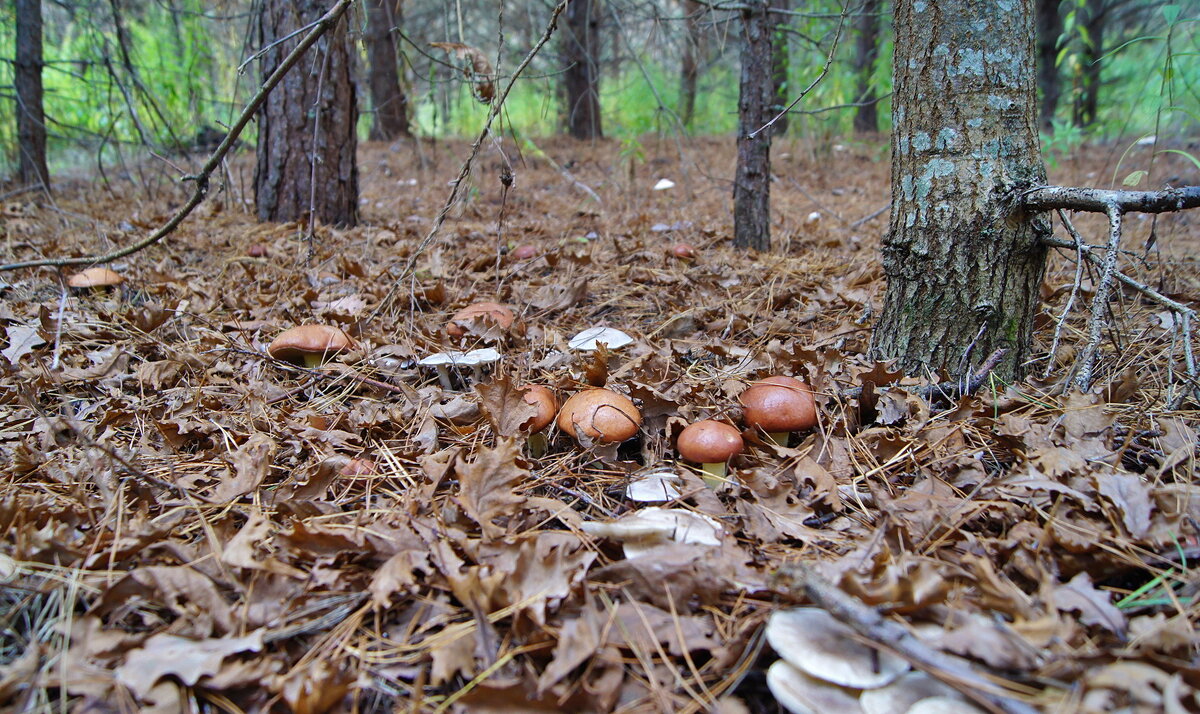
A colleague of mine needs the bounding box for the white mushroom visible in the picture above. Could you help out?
[767,660,863,714]
[905,696,986,714]
[418,351,464,389]
[625,469,683,503]
[458,348,501,382]
[580,507,721,558]
[859,672,965,714]
[766,608,909,689]
[418,349,501,389]
[568,326,634,351]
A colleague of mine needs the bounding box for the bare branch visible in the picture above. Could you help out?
[1022,184,1200,214]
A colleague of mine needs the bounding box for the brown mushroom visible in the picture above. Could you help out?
[340,457,377,476]
[446,301,515,339]
[67,267,124,291]
[510,244,538,261]
[247,243,269,258]
[669,242,697,261]
[520,384,558,457]
[268,325,354,368]
[677,419,744,487]
[557,388,641,444]
[739,375,817,446]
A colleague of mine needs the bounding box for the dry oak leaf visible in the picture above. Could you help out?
[278,659,353,714]
[91,566,235,637]
[429,42,495,102]
[454,438,529,539]
[221,511,305,578]
[536,605,603,695]
[115,630,264,699]
[476,376,540,437]
[480,531,597,626]
[1093,471,1153,538]
[1053,571,1127,636]
[212,433,276,502]
[2,323,44,364]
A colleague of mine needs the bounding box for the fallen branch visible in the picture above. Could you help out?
[772,564,1041,714]
[1022,184,1200,214]
[0,0,355,273]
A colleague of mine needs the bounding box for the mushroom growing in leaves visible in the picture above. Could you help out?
[446,301,514,339]
[418,348,500,390]
[766,608,908,689]
[739,375,817,446]
[519,384,557,457]
[557,388,641,444]
[67,267,124,292]
[677,419,744,488]
[267,325,354,368]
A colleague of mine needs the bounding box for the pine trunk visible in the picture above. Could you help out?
[769,0,790,135]
[15,0,50,190]
[852,0,881,134]
[255,0,358,226]
[1036,0,1063,129]
[871,0,1051,380]
[733,0,773,251]
[679,0,702,128]
[563,0,603,139]
[365,0,409,141]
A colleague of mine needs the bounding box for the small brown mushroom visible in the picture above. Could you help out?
[557,388,641,444]
[247,243,269,258]
[510,244,538,261]
[677,419,743,488]
[520,384,558,457]
[446,301,515,339]
[67,267,124,291]
[739,375,817,446]
[669,242,697,261]
[268,325,354,368]
[339,457,377,476]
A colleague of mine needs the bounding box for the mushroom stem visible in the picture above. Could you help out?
[435,365,454,390]
[526,432,549,458]
[303,353,324,369]
[766,431,790,447]
[700,461,728,489]
[471,364,484,382]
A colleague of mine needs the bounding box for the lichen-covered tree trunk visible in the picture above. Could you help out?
[563,0,603,139]
[871,0,1050,379]
[15,0,49,190]
[366,0,409,141]
[679,0,702,128]
[852,0,881,134]
[255,0,358,226]
[733,0,772,251]
[769,0,790,136]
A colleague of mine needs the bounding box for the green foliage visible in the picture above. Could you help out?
[1040,118,1086,170]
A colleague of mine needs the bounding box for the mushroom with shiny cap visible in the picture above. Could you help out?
[519,384,557,457]
[268,325,354,368]
[446,301,514,339]
[567,326,634,351]
[677,419,743,488]
[68,267,124,292]
[739,375,817,446]
[766,607,909,689]
[766,660,863,714]
[557,388,641,444]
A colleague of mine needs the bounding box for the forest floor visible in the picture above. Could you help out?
[1,135,1199,713]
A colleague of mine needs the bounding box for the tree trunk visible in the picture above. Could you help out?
[769,0,790,135]
[871,0,1051,380]
[365,0,409,140]
[852,0,881,134]
[733,0,773,251]
[255,0,358,227]
[1072,0,1104,128]
[563,0,603,139]
[679,0,702,128]
[15,0,50,190]
[1035,0,1063,130]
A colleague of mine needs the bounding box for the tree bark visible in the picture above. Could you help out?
[852,0,881,134]
[563,0,603,139]
[733,0,773,251]
[1073,0,1104,127]
[871,0,1051,380]
[1035,0,1063,130]
[365,0,409,140]
[679,0,702,128]
[15,0,50,190]
[769,0,790,135]
[255,0,358,227]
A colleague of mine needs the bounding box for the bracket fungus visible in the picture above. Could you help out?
[267,325,354,368]
[446,301,514,339]
[739,375,817,446]
[557,388,641,444]
[677,419,743,488]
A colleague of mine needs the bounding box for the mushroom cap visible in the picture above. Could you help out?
[766,660,864,714]
[267,325,354,364]
[339,458,377,476]
[510,244,538,260]
[568,326,634,351]
[739,376,817,433]
[677,420,743,464]
[520,385,558,433]
[905,697,985,714]
[669,242,697,260]
[557,388,641,443]
[766,608,909,689]
[68,267,124,289]
[446,301,515,338]
[859,673,964,714]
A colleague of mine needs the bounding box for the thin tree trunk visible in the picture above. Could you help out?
[769,0,790,135]
[366,0,409,140]
[679,0,702,128]
[255,0,358,226]
[15,0,49,190]
[1073,0,1103,127]
[871,0,1051,379]
[733,0,772,251]
[852,0,881,134]
[1036,0,1063,130]
[563,0,603,139]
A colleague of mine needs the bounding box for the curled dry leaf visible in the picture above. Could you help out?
[430,41,495,102]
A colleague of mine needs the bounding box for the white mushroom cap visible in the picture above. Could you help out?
[579,507,721,558]
[766,608,909,689]
[767,660,863,714]
[625,470,682,502]
[457,348,501,365]
[905,696,986,714]
[418,351,468,367]
[568,326,634,351]
[859,672,964,714]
